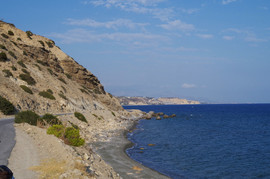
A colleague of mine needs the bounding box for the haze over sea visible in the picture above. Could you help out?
[124,104,270,179]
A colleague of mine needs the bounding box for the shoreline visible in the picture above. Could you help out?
[92,118,170,179]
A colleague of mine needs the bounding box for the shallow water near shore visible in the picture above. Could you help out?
[124,104,270,179]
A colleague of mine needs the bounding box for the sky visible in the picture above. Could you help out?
[1,0,270,103]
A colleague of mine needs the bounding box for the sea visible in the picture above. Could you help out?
[124,104,270,179]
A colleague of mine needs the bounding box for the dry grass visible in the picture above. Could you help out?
[30,158,68,179]
[30,158,92,179]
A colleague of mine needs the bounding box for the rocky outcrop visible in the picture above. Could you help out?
[0,20,123,115]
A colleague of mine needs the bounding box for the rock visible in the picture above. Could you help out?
[157,112,164,116]
[170,114,176,118]
[148,144,156,146]
[83,153,89,160]
[163,114,169,119]
[156,116,161,120]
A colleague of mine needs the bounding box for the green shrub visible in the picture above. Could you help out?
[46,89,53,94]
[2,69,13,77]
[0,95,15,115]
[21,68,30,74]
[46,41,54,48]
[47,125,65,138]
[0,52,8,62]
[94,89,102,94]
[20,85,33,94]
[39,91,55,100]
[111,111,115,116]
[65,73,72,79]
[1,33,9,39]
[38,40,45,47]
[58,77,66,84]
[74,112,87,123]
[61,86,66,93]
[0,44,7,50]
[17,37,22,41]
[14,110,40,125]
[8,30,14,36]
[108,93,113,98]
[42,114,62,125]
[58,93,67,100]
[17,60,26,68]
[8,51,16,59]
[34,64,41,71]
[11,41,17,47]
[11,65,17,71]
[68,121,79,129]
[37,60,48,66]
[47,68,54,75]
[23,51,27,56]
[26,30,33,39]
[19,73,36,85]
[64,127,85,146]
[80,88,89,94]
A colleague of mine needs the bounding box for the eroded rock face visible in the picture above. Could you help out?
[0,20,123,114]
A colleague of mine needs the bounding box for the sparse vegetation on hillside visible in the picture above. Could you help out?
[58,93,67,100]
[39,91,56,100]
[8,51,17,59]
[47,125,85,147]
[38,40,45,47]
[1,33,9,39]
[0,95,15,115]
[15,110,40,125]
[26,30,33,39]
[2,69,13,77]
[47,68,54,75]
[111,111,116,116]
[23,51,27,56]
[34,64,41,71]
[17,60,27,68]
[11,41,18,47]
[37,60,48,66]
[20,85,33,94]
[65,73,72,79]
[21,68,30,74]
[0,52,8,62]
[46,89,53,94]
[46,41,54,48]
[61,86,67,93]
[80,88,89,94]
[64,127,85,146]
[17,37,21,41]
[41,114,62,125]
[74,112,87,123]
[11,65,17,71]
[47,125,65,138]
[19,73,36,85]
[0,44,7,50]
[58,77,66,84]
[8,30,14,36]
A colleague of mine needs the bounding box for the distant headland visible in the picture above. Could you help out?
[117,96,200,106]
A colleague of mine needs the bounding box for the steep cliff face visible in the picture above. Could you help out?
[0,21,123,115]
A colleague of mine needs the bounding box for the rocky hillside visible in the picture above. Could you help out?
[0,20,123,116]
[118,96,200,105]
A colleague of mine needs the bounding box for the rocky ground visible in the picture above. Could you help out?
[7,110,151,179]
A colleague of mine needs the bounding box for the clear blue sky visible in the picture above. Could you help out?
[1,0,270,103]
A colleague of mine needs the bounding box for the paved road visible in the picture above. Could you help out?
[0,113,73,165]
[0,117,15,165]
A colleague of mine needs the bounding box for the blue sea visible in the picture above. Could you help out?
[124,104,270,179]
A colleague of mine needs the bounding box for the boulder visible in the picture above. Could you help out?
[163,114,169,119]
[156,116,161,120]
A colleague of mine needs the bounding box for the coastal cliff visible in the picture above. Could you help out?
[118,96,200,105]
[0,21,160,178]
[0,20,122,116]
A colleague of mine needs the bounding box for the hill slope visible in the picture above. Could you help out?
[0,20,122,116]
